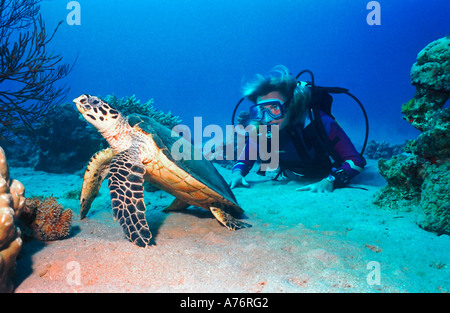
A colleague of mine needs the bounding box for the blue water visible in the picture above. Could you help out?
[3,1,450,293]
[36,0,449,145]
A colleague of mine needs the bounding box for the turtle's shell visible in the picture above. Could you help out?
[127,114,242,214]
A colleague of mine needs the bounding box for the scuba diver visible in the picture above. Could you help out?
[229,65,367,192]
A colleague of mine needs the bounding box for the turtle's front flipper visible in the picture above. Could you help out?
[80,148,115,219]
[109,150,152,247]
[210,205,251,230]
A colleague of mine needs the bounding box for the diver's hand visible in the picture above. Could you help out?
[229,171,249,189]
[296,178,334,193]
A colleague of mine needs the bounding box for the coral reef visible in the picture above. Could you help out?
[3,102,103,172]
[374,37,450,235]
[20,196,73,241]
[0,139,39,168]
[34,102,104,173]
[0,146,25,293]
[103,94,181,129]
[364,139,405,159]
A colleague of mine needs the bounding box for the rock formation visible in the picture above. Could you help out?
[374,37,449,235]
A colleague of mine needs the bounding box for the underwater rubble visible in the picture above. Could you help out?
[374,36,450,235]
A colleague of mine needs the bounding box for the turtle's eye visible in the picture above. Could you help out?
[88,97,101,106]
[80,98,87,104]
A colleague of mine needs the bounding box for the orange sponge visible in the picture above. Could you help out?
[22,197,73,241]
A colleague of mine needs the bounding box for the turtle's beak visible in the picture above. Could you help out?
[73,94,90,113]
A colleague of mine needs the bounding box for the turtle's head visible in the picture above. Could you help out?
[74,94,123,132]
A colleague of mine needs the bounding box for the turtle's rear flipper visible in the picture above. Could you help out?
[80,148,115,219]
[109,150,152,248]
[210,206,251,230]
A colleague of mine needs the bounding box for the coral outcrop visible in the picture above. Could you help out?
[403,36,450,131]
[0,146,25,293]
[20,196,73,241]
[103,94,181,129]
[374,37,450,235]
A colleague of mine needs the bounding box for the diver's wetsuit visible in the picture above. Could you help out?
[232,110,366,185]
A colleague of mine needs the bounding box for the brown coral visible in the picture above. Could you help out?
[22,196,73,241]
[0,146,25,293]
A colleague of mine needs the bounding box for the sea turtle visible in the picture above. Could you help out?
[74,94,250,247]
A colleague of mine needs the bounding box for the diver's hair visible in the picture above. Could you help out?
[242,65,296,102]
[287,82,311,125]
[242,65,311,125]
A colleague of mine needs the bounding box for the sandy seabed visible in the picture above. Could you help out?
[9,159,450,293]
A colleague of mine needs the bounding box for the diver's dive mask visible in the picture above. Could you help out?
[249,99,286,124]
